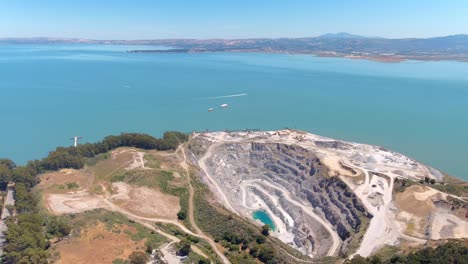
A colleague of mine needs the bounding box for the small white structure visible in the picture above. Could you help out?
[70,136,82,147]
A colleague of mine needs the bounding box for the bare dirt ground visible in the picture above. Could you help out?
[395,186,435,218]
[46,192,109,214]
[395,185,468,240]
[111,182,180,219]
[53,223,146,264]
[124,151,146,170]
[43,177,180,220]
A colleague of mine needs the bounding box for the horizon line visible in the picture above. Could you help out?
[1,33,468,42]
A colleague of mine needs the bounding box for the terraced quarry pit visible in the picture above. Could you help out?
[188,130,468,258]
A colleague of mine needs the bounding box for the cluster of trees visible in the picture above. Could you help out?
[0,159,38,189]
[176,239,191,256]
[393,176,467,197]
[420,176,436,185]
[2,183,71,263]
[346,241,468,264]
[36,131,188,172]
[0,131,188,190]
[216,225,276,263]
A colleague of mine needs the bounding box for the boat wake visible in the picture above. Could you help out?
[198,93,247,100]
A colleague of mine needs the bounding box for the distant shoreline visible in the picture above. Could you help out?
[3,34,468,63]
[127,49,468,63]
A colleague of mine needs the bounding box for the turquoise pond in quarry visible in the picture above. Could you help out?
[252,210,276,231]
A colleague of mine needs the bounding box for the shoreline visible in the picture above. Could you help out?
[128,49,468,63]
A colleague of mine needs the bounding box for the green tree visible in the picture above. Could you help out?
[256,244,276,263]
[256,235,266,244]
[261,225,270,236]
[198,258,210,264]
[128,251,148,264]
[177,210,186,220]
[0,163,12,190]
[176,239,191,256]
[46,217,71,238]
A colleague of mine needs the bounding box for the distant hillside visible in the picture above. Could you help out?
[2,34,468,61]
[318,32,369,39]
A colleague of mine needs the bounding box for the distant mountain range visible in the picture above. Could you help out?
[318,32,370,39]
[2,33,468,62]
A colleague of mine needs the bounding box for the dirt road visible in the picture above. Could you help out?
[197,142,237,213]
[179,146,231,264]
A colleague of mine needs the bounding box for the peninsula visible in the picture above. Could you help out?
[1,130,466,263]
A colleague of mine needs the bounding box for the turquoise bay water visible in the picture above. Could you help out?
[0,44,467,180]
[253,210,276,231]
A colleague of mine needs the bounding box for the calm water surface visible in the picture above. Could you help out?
[253,210,276,231]
[1,44,467,180]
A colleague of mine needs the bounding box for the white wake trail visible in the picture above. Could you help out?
[198,93,247,100]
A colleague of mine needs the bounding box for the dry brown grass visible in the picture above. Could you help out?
[88,148,135,181]
[112,182,180,220]
[38,169,91,193]
[395,185,434,218]
[53,223,146,264]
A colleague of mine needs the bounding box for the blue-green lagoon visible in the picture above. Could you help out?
[1,44,467,180]
[253,210,276,231]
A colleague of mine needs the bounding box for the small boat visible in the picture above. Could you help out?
[220,104,229,108]
[208,108,214,112]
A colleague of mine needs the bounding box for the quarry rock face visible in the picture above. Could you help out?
[190,139,368,256]
[188,130,467,258]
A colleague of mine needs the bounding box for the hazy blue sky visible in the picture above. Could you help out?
[1,0,467,39]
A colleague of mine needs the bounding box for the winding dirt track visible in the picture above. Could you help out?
[96,183,209,259]
[178,146,231,264]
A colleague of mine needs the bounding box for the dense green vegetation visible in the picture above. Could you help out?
[2,183,70,264]
[393,175,467,198]
[176,239,192,256]
[427,174,468,197]
[393,178,418,193]
[346,241,468,264]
